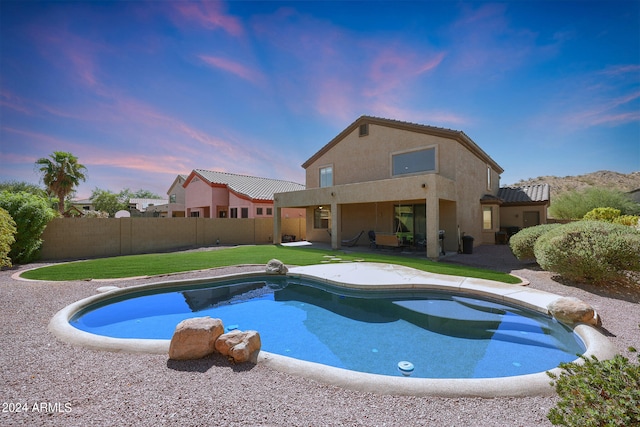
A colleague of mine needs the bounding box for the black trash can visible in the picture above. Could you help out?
[462,235,474,254]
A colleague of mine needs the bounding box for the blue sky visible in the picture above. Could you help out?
[1,1,638,199]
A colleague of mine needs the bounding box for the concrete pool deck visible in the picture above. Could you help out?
[48,262,617,398]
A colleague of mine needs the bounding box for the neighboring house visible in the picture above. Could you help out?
[128,198,169,216]
[69,198,95,212]
[274,116,517,258]
[183,169,305,219]
[167,174,188,217]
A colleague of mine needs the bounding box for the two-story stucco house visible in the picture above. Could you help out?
[183,169,305,219]
[274,116,511,258]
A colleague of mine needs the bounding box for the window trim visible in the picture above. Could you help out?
[313,207,330,229]
[390,145,438,177]
[482,206,494,230]
[319,164,333,188]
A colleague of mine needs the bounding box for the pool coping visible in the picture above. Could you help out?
[48,262,617,398]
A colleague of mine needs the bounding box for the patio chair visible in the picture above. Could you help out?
[368,230,377,248]
[341,230,364,247]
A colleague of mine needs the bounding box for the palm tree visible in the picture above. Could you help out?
[35,151,87,215]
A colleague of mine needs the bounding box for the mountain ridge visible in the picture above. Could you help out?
[506,170,640,197]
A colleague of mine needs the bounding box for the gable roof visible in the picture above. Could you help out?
[302,115,504,174]
[187,169,305,201]
[167,174,188,195]
[497,184,550,205]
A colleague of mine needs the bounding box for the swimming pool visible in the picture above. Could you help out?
[70,276,585,379]
[48,263,616,396]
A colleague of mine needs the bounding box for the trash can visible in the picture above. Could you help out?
[462,235,474,254]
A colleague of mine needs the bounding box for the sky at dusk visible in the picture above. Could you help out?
[1,0,639,199]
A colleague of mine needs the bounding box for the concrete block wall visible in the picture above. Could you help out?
[39,217,306,260]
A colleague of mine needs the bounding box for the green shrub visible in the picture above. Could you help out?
[509,223,562,260]
[583,207,621,222]
[534,221,640,283]
[0,207,17,268]
[614,215,640,228]
[0,191,57,264]
[550,187,640,219]
[547,348,640,426]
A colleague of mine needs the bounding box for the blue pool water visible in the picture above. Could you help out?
[71,277,585,378]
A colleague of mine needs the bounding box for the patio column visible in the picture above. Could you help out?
[330,202,341,250]
[426,197,439,259]
[273,206,282,244]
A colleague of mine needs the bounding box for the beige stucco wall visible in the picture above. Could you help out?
[39,217,306,261]
[278,121,503,257]
[500,205,548,229]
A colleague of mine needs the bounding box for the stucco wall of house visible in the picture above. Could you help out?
[500,205,548,229]
[291,122,502,252]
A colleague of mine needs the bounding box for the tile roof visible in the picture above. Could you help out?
[193,169,305,201]
[497,184,550,204]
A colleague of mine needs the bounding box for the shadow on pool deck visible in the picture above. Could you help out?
[292,241,531,274]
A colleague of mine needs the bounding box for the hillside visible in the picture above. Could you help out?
[507,170,640,197]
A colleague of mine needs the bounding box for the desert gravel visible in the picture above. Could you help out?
[1,245,638,427]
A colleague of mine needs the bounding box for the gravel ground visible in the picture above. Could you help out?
[1,245,638,427]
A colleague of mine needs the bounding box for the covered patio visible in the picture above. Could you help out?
[274,173,461,259]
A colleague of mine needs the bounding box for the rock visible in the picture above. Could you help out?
[168,317,224,360]
[266,259,288,275]
[215,330,261,363]
[547,297,601,326]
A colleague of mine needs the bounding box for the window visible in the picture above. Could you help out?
[190,211,199,218]
[483,206,493,230]
[230,208,237,218]
[169,194,176,203]
[319,166,333,187]
[241,207,249,218]
[392,147,436,176]
[266,207,273,215]
[314,207,330,229]
[256,207,263,215]
[359,123,369,137]
[487,166,492,190]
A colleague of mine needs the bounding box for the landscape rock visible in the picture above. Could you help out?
[547,297,601,326]
[215,330,261,363]
[168,317,224,360]
[266,259,288,275]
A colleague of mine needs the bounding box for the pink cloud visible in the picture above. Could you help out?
[171,1,243,37]
[29,24,108,89]
[199,55,264,85]
[566,90,640,127]
[365,50,445,98]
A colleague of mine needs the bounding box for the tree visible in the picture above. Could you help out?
[0,191,57,264]
[90,188,126,217]
[549,187,640,219]
[35,151,87,215]
[120,188,162,199]
[0,180,47,197]
[0,207,17,268]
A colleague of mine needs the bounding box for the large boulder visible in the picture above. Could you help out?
[547,297,601,327]
[168,317,224,360]
[215,330,261,363]
[266,259,288,275]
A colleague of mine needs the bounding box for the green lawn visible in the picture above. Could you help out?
[20,245,521,284]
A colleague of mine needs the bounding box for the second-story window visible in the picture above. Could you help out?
[392,147,436,176]
[320,166,333,187]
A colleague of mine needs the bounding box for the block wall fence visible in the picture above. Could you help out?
[39,217,306,260]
